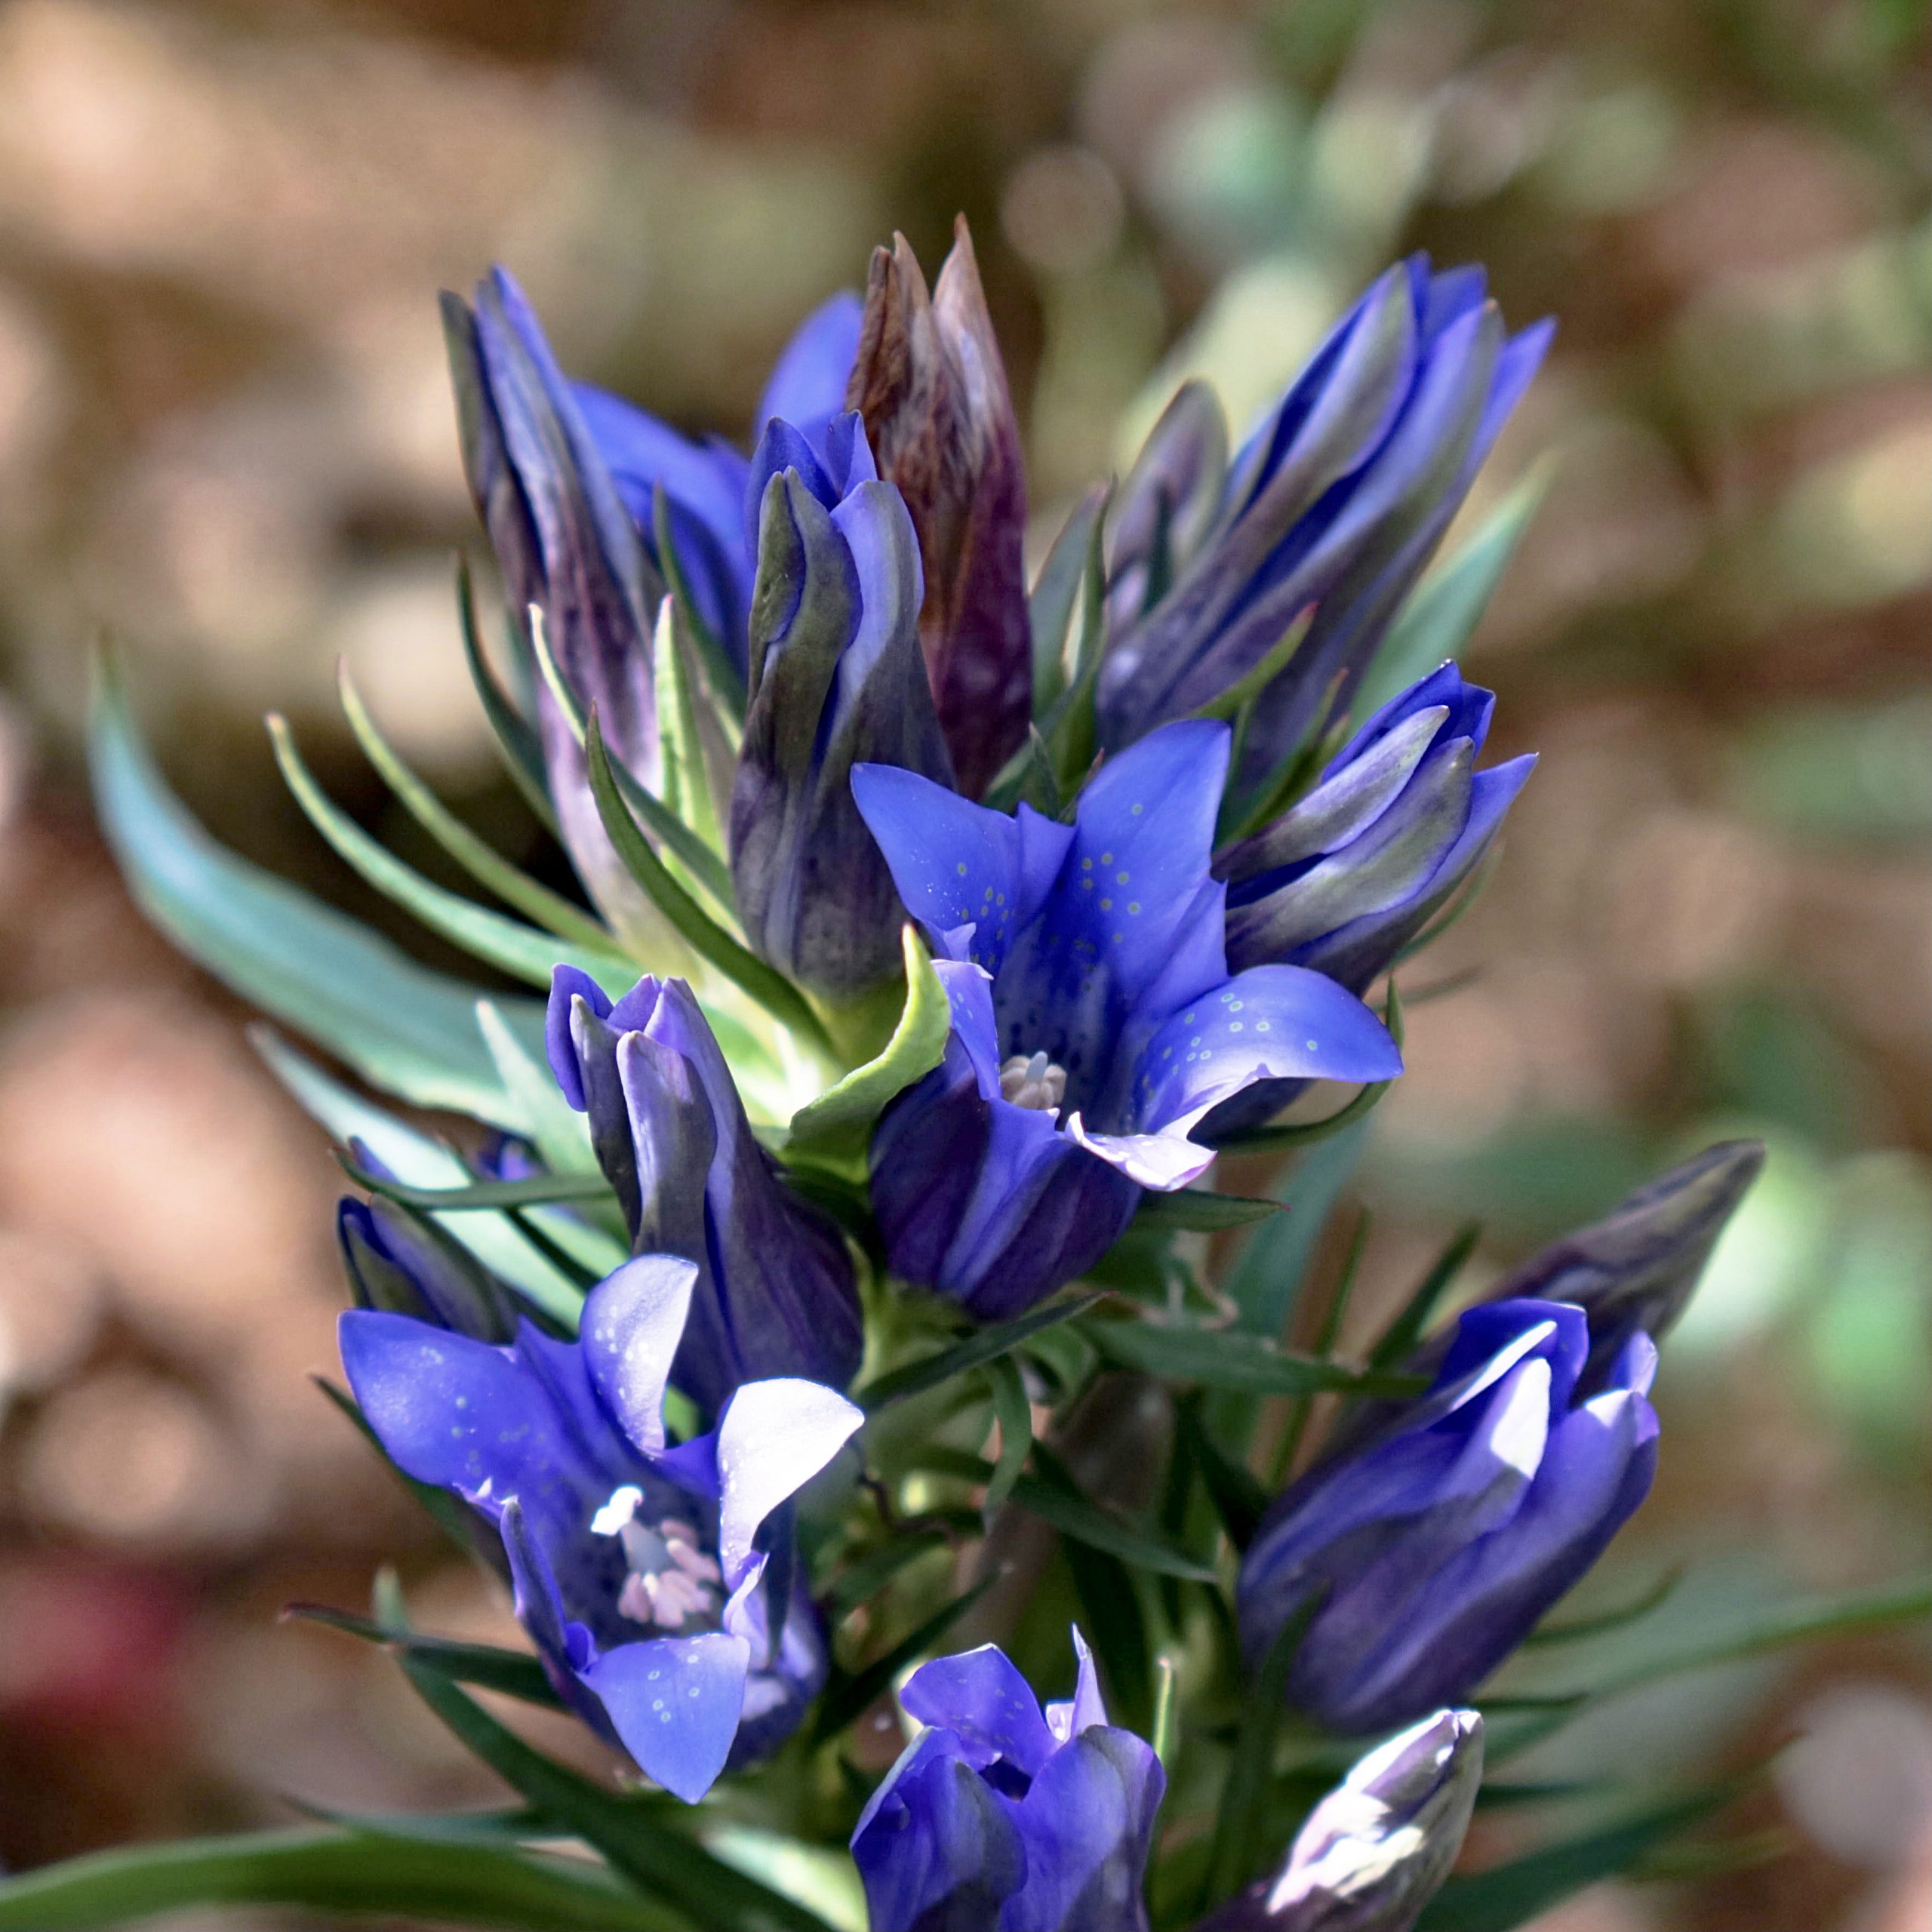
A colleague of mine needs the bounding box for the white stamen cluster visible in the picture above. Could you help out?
[593,1487,725,1632]
[999,1051,1067,1113]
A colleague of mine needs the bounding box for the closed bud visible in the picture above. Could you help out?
[848,217,1031,798]
[1196,1709,1482,1932]
[730,416,954,1002]
[1100,259,1550,786]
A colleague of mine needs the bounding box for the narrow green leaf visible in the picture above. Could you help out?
[1011,1472,1217,1583]
[1028,482,1108,714]
[983,1354,1033,1515]
[858,1294,1105,1411]
[1030,1444,1158,1736]
[1083,1318,1420,1400]
[1354,463,1551,721]
[653,485,748,728]
[829,1527,954,1616]
[812,1574,998,1746]
[0,1829,676,1932]
[1524,1568,1685,1647]
[1131,1189,1282,1233]
[1151,1654,1180,1767]
[457,553,559,835]
[1369,1220,1481,1368]
[260,1029,586,1329]
[583,706,836,1061]
[1418,1783,1733,1932]
[269,713,636,995]
[338,666,616,955]
[649,589,728,853]
[401,1663,838,1932]
[1205,1597,1315,1903]
[91,651,523,1130]
[285,1603,561,1708]
[1177,1395,1268,1551]
[1042,489,1112,794]
[340,1157,614,1214]
[531,612,739,909]
[787,925,950,1161]
[1188,608,1315,724]
[1270,1208,1372,1484]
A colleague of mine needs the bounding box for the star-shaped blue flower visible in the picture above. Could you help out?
[852,719,1403,1316]
[340,1253,862,1801]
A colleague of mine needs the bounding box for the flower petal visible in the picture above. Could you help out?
[712,1378,864,1589]
[580,1254,700,1459]
[900,1644,1058,1777]
[581,1631,752,1803]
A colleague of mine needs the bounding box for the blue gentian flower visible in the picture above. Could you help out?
[340,1252,862,1801]
[846,220,1030,798]
[546,967,863,1414]
[1097,258,1552,786]
[1238,1299,1659,1737]
[575,291,862,678]
[1219,663,1537,993]
[851,1629,1165,1932]
[730,412,955,1001]
[852,719,1404,1317]
[1195,1709,1482,1931]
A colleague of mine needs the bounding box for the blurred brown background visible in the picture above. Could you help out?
[0,2,1925,1926]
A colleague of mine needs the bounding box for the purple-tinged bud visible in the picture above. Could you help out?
[1196,1709,1482,1932]
[1218,662,1535,994]
[730,417,955,1001]
[1099,258,1550,788]
[847,217,1031,798]
[1239,1300,1658,1736]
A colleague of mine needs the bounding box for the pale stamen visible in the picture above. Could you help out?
[999,1051,1068,1113]
[594,1489,726,1633]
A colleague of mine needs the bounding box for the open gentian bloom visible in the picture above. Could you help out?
[1238,1300,1658,1737]
[340,1253,862,1802]
[730,412,954,1001]
[572,290,861,680]
[852,719,1403,1317]
[1195,1709,1482,1932]
[1097,258,1551,787]
[546,967,863,1414]
[1219,663,1537,993]
[851,1629,1165,1932]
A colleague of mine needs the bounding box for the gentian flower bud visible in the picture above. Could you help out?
[1098,259,1551,784]
[444,269,667,944]
[1238,1300,1658,1736]
[337,1192,514,1343]
[730,413,955,1002]
[1478,1140,1765,1379]
[1218,663,1536,992]
[340,1253,863,1800]
[851,1628,1165,1932]
[546,966,863,1413]
[847,219,1030,798]
[853,719,1402,1318]
[1195,1709,1482,1932]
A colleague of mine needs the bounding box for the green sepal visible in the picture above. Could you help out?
[787,925,950,1163]
[457,553,558,835]
[583,705,838,1063]
[1027,481,1109,715]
